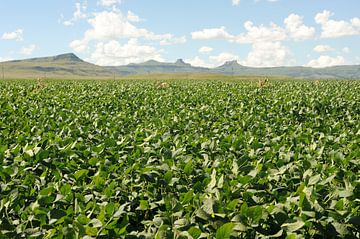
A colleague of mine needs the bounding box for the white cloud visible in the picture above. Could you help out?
[63,2,87,26]
[243,41,292,67]
[70,10,186,53]
[352,18,360,28]
[234,21,287,43]
[191,22,286,43]
[306,55,346,68]
[185,56,214,68]
[146,33,186,46]
[0,57,13,62]
[342,47,350,54]
[88,39,163,66]
[284,14,315,40]
[98,0,121,7]
[315,10,360,38]
[20,44,36,55]
[191,27,234,40]
[69,39,89,53]
[209,52,240,66]
[2,29,23,41]
[232,0,240,6]
[191,17,302,67]
[192,13,316,44]
[313,44,334,53]
[199,46,213,54]
[127,11,142,22]
[186,53,242,68]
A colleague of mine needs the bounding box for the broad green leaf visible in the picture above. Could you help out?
[216,223,234,239]
[188,227,202,239]
[282,221,305,232]
[74,169,89,181]
[138,200,149,210]
[308,174,321,186]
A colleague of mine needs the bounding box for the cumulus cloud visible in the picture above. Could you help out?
[98,0,121,7]
[199,46,213,54]
[185,56,214,68]
[315,10,360,38]
[89,39,164,66]
[243,41,292,67]
[2,29,23,41]
[209,52,240,66]
[191,22,286,43]
[127,11,142,22]
[69,39,89,53]
[284,14,315,40]
[70,10,186,53]
[232,0,240,6]
[191,18,302,43]
[20,44,36,55]
[234,21,286,43]
[191,27,234,40]
[306,55,346,68]
[191,16,301,67]
[313,44,334,53]
[190,13,322,67]
[146,33,186,46]
[186,52,241,68]
[63,2,87,26]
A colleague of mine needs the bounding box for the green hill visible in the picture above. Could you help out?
[1,53,360,79]
[1,53,113,79]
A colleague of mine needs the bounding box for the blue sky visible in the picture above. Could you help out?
[1,0,360,68]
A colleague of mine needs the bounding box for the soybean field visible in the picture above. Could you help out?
[0,78,359,238]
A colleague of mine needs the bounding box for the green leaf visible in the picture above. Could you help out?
[184,160,193,175]
[164,171,172,184]
[337,189,353,198]
[77,215,90,225]
[39,187,54,196]
[182,190,194,204]
[188,227,202,239]
[227,199,240,211]
[85,226,98,236]
[247,206,263,223]
[282,220,305,232]
[216,223,234,239]
[308,174,321,186]
[207,169,217,191]
[74,169,89,181]
[138,200,149,210]
[89,218,102,228]
[106,202,115,215]
[202,198,214,215]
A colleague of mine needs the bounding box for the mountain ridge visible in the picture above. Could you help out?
[1,53,360,79]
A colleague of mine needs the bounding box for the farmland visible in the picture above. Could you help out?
[0,78,359,238]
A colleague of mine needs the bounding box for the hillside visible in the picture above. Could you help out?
[1,53,360,79]
[213,60,360,79]
[105,59,210,75]
[1,53,113,79]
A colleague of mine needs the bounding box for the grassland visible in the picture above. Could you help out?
[0,78,359,238]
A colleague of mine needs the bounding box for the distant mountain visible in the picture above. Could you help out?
[213,61,360,79]
[1,53,113,79]
[105,59,209,76]
[1,53,360,79]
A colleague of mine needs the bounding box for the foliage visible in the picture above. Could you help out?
[0,79,359,238]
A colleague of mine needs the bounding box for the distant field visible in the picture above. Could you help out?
[0,78,359,238]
